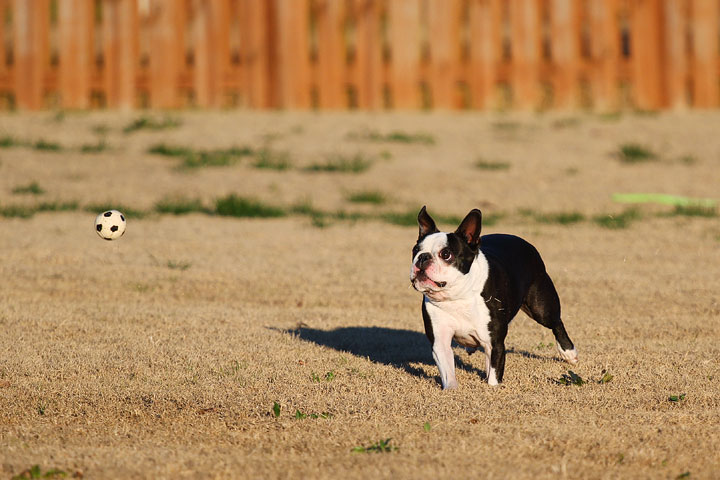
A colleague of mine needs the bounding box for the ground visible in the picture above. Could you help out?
[0,111,719,479]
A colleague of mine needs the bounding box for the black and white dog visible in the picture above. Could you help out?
[410,206,578,389]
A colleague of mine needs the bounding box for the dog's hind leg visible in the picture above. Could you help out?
[521,272,578,365]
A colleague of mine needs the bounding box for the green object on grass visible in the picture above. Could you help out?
[613,193,716,208]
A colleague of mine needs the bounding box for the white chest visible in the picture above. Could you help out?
[424,296,492,349]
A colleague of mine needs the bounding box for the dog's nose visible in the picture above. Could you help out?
[415,252,432,270]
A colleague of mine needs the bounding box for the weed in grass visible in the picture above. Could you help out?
[593,209,641,229]
[36,201,78,213]
[37,403,46,415]
[347,190,386,205]
[11,465,67,479]
[148,143,194,158]
[79,140,109,153]
[352,438,396,453]
[534,211,585,225]
[423,422,431,432]
[304,153,373,173]
[669,205,717,218]
[311,371,336,382]
[182,149,242,168]
[33,139,63,152]
[668,393,687,403]
[85,203,147,219]
[475,158,511,171]
[0,205,35,218]
[294,409,331,419]
[556,370,585,386]
[167,260,191,271]
[272,402,281,418]
[675,472,691,479]
[0,135,20,148]
[253,149,292,171]
[349,129,435,145]
[380,209,462,228]
[123,116,181,134]
[535,342,554,350]
[599,370,614,384]
[155,196,207,215]
[215,194,286,218]
[617,143,657,163]
[12,181,45,195]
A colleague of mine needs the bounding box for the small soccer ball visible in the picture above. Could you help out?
[95,210,126,240]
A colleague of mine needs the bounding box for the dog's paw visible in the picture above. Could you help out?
[557,345,579,365]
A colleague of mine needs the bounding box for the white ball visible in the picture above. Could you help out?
[95,210,126,240]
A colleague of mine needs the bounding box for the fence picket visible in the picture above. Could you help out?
[14,0,49,110]
[690,0,719,107]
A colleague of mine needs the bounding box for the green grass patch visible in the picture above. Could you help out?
[0,204,35,218]
[304,153,373,173]
[123,116,182,134]
[33,139,63,152]
[379,209,462,228]
[0,201,78,218]
[79,140,110,153]
[533,211,585,225]
[668,393,686,403]
[474,158,511,171]
[668,205,717,218]
[253,149,292,171]
[11,465,67,479]
[215,194,286,218]
[593,209,641,229]
[556,370,585,386]
[617,143,658,163]
[147,143,194,157]
[0,135,20,148]
[12,181,45,195]
[352,438,397,454]
[148,143,253,168]
[346,190,387,205]
[349,129,435,145]
[167,260,191,271]
[85,203,147,219]
[154,196,208,215]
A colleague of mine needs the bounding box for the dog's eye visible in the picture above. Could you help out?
[439,248,453,262]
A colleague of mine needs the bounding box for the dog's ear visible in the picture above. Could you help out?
[417,206,438,240]
[455,209,482,250]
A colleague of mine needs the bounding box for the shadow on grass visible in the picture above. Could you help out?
[276,325,498,386]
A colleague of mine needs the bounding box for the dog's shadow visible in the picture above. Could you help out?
[274,325,497,384]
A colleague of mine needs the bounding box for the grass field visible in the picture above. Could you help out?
[1,111,719,479]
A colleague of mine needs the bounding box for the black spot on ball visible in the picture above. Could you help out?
[96,224,102,232]
[104,237,112,241]
[110,225,119,232]
[120,214,125,222]
[103,211,112,217]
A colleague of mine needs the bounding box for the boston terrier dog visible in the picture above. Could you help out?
[410,206,578,389]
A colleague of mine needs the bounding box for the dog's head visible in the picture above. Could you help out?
[410,206,482,301]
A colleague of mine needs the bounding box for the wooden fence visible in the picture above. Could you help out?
[1,0,719,111]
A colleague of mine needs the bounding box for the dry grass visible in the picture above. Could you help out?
[1,111,719,479]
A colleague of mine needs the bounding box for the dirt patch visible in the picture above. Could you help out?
[1,111,718,479]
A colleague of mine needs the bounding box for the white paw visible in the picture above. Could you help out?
[487,369,499,386]
[557,345,579,365]
[443,380,459,390]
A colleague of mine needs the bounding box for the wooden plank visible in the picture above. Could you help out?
[510,0,541,109]
[662,0,688,109]
[428,0,462,109]
[149,0,183,108]
[13,0,49,109]
[630,0,664,109]
[468,0,501,109]
[589,0,620,111]
[102,0,139,110]
[0,0,7,75]
[550,0,579,109]
[272,0,310,109]
[59,0,93,108]
[353,0,383,109]
[194,0,230,107]
[239,0,270,108]
[690,0,719,107]
[388,0,421,109]
[315,0,346,109]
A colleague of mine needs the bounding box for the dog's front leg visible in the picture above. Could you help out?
[432,326,457,390]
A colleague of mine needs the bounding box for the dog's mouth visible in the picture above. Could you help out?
[412,272,447,289]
